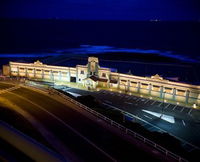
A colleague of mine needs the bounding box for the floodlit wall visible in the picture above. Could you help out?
[4,57,200,105]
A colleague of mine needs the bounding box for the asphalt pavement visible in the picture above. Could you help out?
[60,86,200,152]
[0,83,164,162]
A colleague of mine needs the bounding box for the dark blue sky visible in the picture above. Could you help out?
[0,0,200,20]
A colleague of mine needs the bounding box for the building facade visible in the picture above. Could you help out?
[3,57,200,105]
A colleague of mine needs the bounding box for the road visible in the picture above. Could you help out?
[0,82,164,162]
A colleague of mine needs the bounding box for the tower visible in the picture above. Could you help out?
[87,57,99,77]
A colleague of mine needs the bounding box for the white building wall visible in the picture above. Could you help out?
[7,58,200,105]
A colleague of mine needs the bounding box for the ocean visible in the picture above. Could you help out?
[0,19,200,84]
[0,19,200,60]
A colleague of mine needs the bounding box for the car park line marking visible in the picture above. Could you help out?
[126,96,132,100]
[144,99,149,104]
[143,115,152,120]
[148,126,158,131]
[188,109,193,115]
[125,102,133,105]
[151,100,156,105]
[105,100,112,104]
[172,105,177,110]
[63,87,72,90]
[164,103,170,109]
[180,107,185,112]
[101,101,200,151]
[182,120,186,126]
[141,123,148,127]
[158,102,163,107]
[135,98,141,102]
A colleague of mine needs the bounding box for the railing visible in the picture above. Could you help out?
[52,88,188,162]
[0,80,193,161]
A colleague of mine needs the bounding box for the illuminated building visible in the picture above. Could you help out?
[3,57,200,105]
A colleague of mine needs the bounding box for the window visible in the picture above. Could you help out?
[80,70,84,74]
[152,85,160,91]
[102,73,106,77]
[121,80,127,82]
[141,83,148,89]
[177,89,185,96]
[164,87,172,93]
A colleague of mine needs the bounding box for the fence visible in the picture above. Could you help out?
[51,88,188,162]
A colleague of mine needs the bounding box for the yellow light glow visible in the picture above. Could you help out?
[193,104,197,109]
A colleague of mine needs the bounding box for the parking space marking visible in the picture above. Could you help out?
[141,123,148,127]
[143,115,152,120]
[144,99,150,104]
[125,102,133,105]
[188,109,193,115]
[151,100,156,105]
[157,102,163,107]
[180,107,185,112]
[182,120,186,126]
[148,126,158,131]
[135,98,141,102]
[164,103,170,109]
[126,96,132,100]
[172,105,177,110]
[64,87,72,91]
[105,100,112,104]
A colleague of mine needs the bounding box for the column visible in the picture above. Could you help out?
[160,86,164,98]
[50,70,53,81]
[185,90,190,104]
[34,68,36,78]
[42,69,44,79]
[25,68,28,77]
[137,82,141,93]
[127,80,130,92]
[117,78,120,89]
[148,83,152,95]
[68,69,71,82]
[17,67,19,77]
[172,88,177,101]
[59,71,62,81]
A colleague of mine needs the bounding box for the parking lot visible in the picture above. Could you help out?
[51,84,200,152]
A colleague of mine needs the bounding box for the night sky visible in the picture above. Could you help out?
[0,0,200,20]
